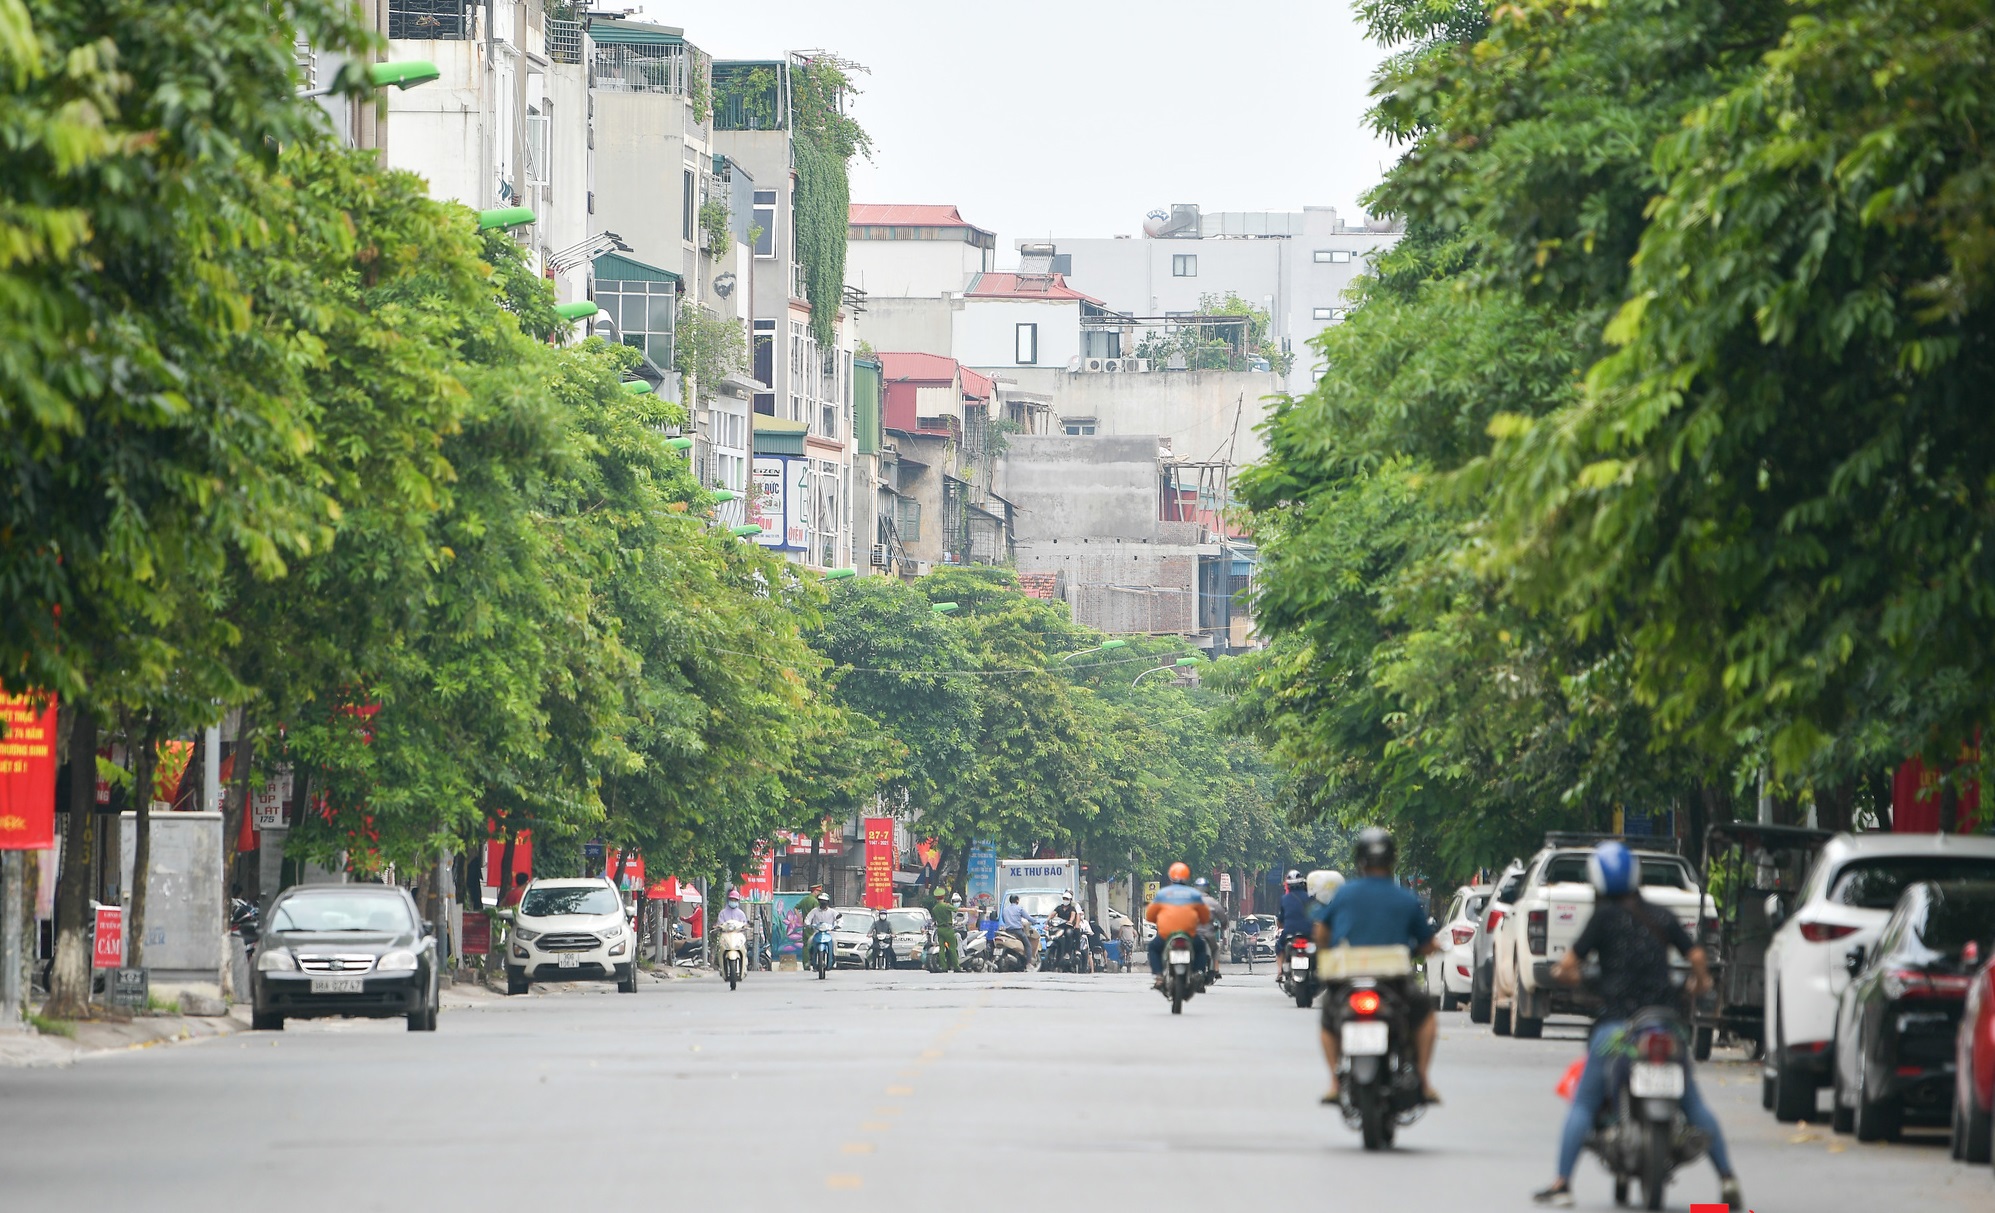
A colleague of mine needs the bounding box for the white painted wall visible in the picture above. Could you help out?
[846,239,985,298]
[1044,369,1285,467]
[383,40,486,207]
[955,299,1082,372]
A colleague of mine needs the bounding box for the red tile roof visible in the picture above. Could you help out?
[877,351,960,383]
[850,204,983,228]
[964,272,1104,306]
[1017,572,1062,601]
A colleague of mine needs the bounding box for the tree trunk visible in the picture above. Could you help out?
[125,714,160,972]
[497,821,518,904]
[1867,765,1894,831]
[46,708,98,1019]
[1818,778,1858,835]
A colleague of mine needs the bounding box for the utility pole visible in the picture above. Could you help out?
[1,852,22,1030]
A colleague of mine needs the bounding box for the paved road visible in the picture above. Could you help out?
[1,965,1987,1212]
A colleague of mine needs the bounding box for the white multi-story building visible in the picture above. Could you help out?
[1033,203,1403,394]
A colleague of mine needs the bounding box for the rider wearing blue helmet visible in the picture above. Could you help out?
[1531,842,1740,1209]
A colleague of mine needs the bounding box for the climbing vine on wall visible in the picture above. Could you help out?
[790,55,871,347]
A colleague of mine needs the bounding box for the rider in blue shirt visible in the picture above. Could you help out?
[1277,870,1314,943]
[1311,828,1442,1104]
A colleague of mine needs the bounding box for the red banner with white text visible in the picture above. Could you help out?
[863,817,896,910]
[0,693,57,850]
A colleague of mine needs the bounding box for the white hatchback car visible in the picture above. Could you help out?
[505,878,638,995]
[1425,885,1489,1011]
[1763,831,1995,1122]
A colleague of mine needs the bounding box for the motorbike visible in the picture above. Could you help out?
[1582,1008,1708,1210]
[992,928,1030,973]
[923,926,945,973]
[229,897,261,964]
[810,927,835,979]
[866,929,895,970]
[1041,921,1089,973]
[959,930,992,973]
[1327,957,1426,1150]
[1278,935,1319,1008]
[1160,931,1204,1013]
[716,920,749,990]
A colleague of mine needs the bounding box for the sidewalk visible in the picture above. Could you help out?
[0,1008,246,1069]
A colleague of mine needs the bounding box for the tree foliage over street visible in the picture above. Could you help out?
[1231,0,1995,878]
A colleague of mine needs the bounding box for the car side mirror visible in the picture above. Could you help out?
[1764,893,1788,931]
[496,908,515,922]
[1844,945,1866,976]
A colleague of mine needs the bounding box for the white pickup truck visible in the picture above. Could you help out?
[1489,842,1713,1039]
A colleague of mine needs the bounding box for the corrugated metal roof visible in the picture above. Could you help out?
[850,204,981,228]
[587,17,685,46]
[878,351,959,383]
[964,272,1104,306]
[593,251,680,283]
[959,367,994,400]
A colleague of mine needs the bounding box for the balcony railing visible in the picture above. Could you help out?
[388,0,471,40]
[592,43,689,95]
[545,18,582,65]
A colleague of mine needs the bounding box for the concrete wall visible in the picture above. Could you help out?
[1041,370,1284,466]
[543,60,592,305]
[846,239,985,298]
[859,296,956,359]
[956,298,1082,373]
[383,39,487,207]
[592,90,700,278]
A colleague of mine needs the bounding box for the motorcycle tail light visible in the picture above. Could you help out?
[1291,937,1310,950]
[1798,920,1858,943]
[1527,910,1548,955]
[1642,1031,1677,1064]
[1348,989,1381,1016]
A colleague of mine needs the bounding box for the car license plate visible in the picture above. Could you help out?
[1630,1063,1685,1099]
[557,953,580,969]
[1341,1020,1389,1056]
[309,977,363,995]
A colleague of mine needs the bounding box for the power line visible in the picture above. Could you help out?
[709,648,1201,679]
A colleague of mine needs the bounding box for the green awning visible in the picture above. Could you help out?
[593,251,680,284]
[587,19,685,46]
[753,414,807,457]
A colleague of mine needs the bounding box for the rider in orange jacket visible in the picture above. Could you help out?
[1144,862,1212,987]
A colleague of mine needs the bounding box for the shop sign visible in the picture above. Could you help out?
[92,906,124,969]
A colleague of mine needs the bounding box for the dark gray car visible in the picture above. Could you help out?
[1469,859,1526,1025]
[251,884,440,1032]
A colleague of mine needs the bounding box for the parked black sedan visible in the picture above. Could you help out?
[251,884,441,1032]
[1831,880,1995,1140]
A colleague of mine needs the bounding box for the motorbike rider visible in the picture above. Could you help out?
[804,893,840,967]
[717,892,749,929]
[1193,877,1225,979]
[1045,891,1083,969]
[869,904,897,967]
[998,892,1038,966]
[1313,828,1442,1105]
[1531,842,1739,1210]
[1144,862,1212,988]
[1277,869,1313,957]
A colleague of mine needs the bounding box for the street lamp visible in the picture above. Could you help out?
[931,602,960,614]
[710,489,739,503]
[555,301,599,322]
[730,525,763,538]
[663,437,693,452]
[623,380,653,395]
[822,568,857,580]
[1060,638,1129,662]
[298,59,440,98]
[1132,657,1200,686]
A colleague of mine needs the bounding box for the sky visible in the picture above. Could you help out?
[627,0,1398,264]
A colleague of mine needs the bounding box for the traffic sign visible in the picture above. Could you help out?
[1143,880,1159,904]
[92,906,124,969]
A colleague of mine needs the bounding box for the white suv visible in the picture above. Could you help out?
[1763,831,1995,1121]
[504,878,638,995]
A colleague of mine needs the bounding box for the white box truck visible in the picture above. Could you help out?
[997,858,1081,933]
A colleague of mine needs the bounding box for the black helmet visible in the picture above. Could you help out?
[1353,828,1397,872]
[1283,869,1305,890]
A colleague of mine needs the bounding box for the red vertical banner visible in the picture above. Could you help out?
[738,843,775,901]
[92,906,124,969]
[0,693,58,850]
[863,817,896,910]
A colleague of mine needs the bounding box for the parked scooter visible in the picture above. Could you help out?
[716,921,750,990]
[959,930,992,973]
[1324,949,1426,1150]
[1582,1008,1708,1209]
[922,924,945,973]
[229,897,261,961]
[1278,935,1319,1008]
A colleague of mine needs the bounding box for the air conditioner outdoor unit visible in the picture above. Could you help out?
[1126,358,1151,372]
[1081,358,1105,373]
[870,544,889,567]
[912,561,933,577]
[1103,359,1124,373]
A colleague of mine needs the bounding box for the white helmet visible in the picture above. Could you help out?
[1306,869,1345,904]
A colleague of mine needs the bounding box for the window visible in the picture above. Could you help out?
[752,189,776,257]
[682,168,696,242]
[1172,254,1198,277]
[595,278,676,368]
[1015,322,1038,365]
[1062,420,1096,436]
[1315,249,1352,264]
[1312,306,1333,320]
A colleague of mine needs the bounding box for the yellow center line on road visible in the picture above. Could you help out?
[825,1174,862,1190]
[874,1105,901,1117]
[919,1048,943,1060]
[840,1142,876,1154]
[885,1084,914,1096]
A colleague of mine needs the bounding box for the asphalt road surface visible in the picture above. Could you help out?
[2,965,1988,1212]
